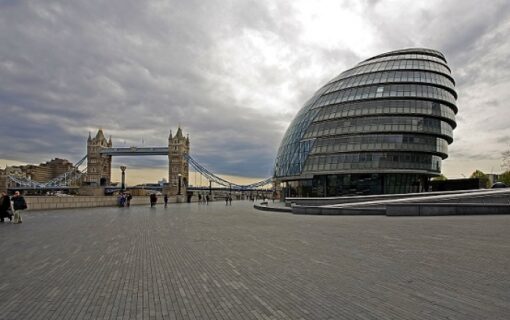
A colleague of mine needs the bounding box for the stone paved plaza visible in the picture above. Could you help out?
[0,201,509,320]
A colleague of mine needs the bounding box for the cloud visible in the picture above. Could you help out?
[1,0,510,182]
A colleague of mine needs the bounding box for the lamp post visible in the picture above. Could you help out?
[177,173,182,195]
[120,166,127,192]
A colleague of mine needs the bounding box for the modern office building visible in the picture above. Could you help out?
[274,48,457,197]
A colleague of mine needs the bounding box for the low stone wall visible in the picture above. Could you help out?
[24,195,188,211]
[386,203,510,216]
[291,205,385,215]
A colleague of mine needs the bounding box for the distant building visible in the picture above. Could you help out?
[0,168,6,193]
[274,48,457,197]
[10,158,75,183]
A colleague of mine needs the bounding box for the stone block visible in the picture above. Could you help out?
[420,205,456,216]
[386,205,420,216]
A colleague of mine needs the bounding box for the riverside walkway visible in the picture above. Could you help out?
[0,201,509,319]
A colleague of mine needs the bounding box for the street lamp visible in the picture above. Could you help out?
[177,173,182,195]
[120,166,127,192]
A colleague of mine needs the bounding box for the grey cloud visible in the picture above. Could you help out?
[1,0,510,178]
[0,0,290,177]
[448,149,501,161]
[496,136,510,144]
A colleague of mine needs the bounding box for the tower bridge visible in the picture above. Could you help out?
[85,127,190,196]
[4,127,273,193]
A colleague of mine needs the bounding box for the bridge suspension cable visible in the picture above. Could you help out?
[186,155,272,189]
[7,155,88,189]
[44,155,88,187]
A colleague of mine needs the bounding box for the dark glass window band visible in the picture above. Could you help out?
[304,152,442,173]
[311,134,449,158]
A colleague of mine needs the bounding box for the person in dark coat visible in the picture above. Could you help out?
[150,193,157,207]
[164,194,168,208]
[0,192,12,222]
[12,191,27,224]
[126,194,132,207]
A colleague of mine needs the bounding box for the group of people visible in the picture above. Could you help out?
[0,191,28,224]
[118,193,133,207]
[150,193,170,207]
[197,193,210,205]
[225,193,233,205]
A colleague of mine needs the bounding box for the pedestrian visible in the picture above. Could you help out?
[198,193,202,204]
[126,193,132,207]
[225,195,229,205]
[205,194,209,205]
[12,191,27,224]
[228,193,232,205]
[119,193,126,207]
[150,193,157,207]
[164,194,168,208]
[0,192,12,223]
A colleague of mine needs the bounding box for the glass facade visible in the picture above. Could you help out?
[274,48,457,196]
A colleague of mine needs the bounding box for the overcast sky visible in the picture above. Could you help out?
[1,0,510,183]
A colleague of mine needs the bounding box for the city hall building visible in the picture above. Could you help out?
[274,48,457,197]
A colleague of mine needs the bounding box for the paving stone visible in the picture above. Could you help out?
[0,201,509,319]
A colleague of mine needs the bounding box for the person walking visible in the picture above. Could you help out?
[0,192,12,223]
[164,194,168,208]
[225,195,229,205]
[228,193,232,205]
[150,193,157,207]
[198,193,202,204]
[12,191,27,224]
[205,194,209,205]
[126,193,132,207]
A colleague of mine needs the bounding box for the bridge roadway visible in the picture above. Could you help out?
[100,147,168,156]
[0,201,509,319]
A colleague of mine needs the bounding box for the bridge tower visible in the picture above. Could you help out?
[167,127,189,196]
[85,129,112,186]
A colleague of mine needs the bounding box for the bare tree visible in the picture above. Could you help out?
[502,149,510,171]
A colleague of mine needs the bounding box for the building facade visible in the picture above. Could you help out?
[0,169,6,193]
[3,158,75,185]
[274,48,457,197]
[17,158,75,182]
